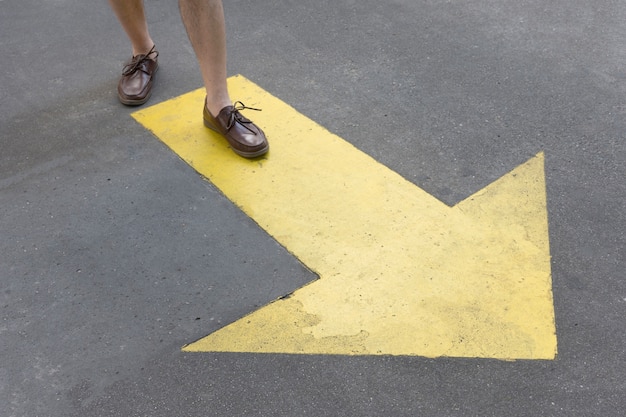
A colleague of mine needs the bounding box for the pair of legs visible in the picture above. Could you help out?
[108,0,230,116]
[109,0,269,157]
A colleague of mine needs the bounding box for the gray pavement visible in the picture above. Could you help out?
[1,0,625,416]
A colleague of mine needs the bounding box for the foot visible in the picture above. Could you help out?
[203,101,269,158]
[117,45,158,106]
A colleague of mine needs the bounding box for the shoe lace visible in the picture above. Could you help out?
[122,45,158,76]
[225,101,262,134]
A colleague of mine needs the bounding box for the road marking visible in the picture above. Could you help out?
[132,75,557,360]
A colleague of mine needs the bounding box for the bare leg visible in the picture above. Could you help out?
[108,0,156,57]
[178,0,232,116]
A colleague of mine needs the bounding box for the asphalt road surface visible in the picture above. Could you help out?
[1,0,624,416]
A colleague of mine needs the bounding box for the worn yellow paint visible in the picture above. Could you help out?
[132,75,557,360]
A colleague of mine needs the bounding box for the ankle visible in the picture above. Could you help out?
[132,43,157,59]
[205,97,232,117]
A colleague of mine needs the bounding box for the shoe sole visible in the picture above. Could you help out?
[118,91,152,106]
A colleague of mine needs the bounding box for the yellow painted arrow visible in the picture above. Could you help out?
[132,75,557,360]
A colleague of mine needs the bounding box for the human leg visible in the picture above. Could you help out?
[179,0,268,157]
[108,0,156,57]
[109,0,159,105]
[178,0,231,115]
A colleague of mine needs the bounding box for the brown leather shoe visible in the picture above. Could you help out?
[203,101,269,158]
[117,45,158,106]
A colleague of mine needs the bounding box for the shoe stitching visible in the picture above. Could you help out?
[122,45,158,77]
[225,101,262,134]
